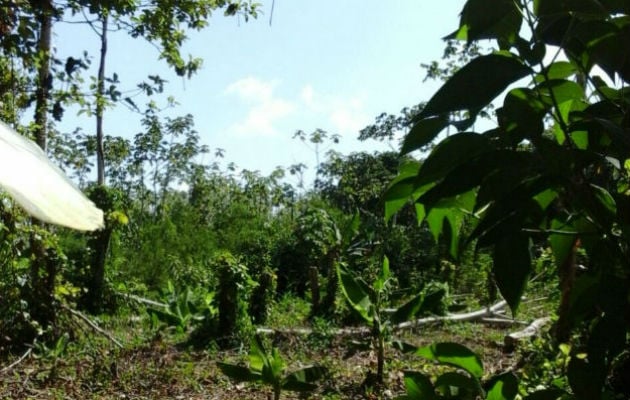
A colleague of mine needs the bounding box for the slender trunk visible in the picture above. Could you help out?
[555,239,578,343]
[376,332,385,385]
[29,0,55,332]
[320,250,339,315]
[34,0,52,151]
[85,15,111,314]
[96,14,108,185]
[273,384,281,400]
[308,266,320,316]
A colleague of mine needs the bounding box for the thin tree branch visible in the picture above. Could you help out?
[0,348,32,373]
[60,304,123,348]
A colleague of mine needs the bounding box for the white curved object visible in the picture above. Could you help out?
[0,121,104,231]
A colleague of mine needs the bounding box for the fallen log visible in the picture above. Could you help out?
[116,292,168,309]
[504,317,552,352]
[393,300,509,330]
[256,300,522,336]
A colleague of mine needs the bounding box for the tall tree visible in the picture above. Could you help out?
[387,0,630,397]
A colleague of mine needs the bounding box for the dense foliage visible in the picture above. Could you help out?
[1,0,629,398]
[387,0,630,397]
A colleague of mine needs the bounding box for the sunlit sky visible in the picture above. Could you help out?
[55,1,465,186]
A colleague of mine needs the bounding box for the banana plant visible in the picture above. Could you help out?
[338,256,445,384]
[396,342,518,400]
[148,282,217,334]
[217,335,327,400]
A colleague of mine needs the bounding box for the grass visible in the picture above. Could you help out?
[0,292,553,399]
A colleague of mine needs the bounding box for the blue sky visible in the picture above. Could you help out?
[55,1,465,186]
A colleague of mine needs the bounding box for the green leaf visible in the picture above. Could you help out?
[498,88,546,143]
[532,188,558,211]
[392,340,419,354]
[249,335,269,373]
[402,371,436,400]
[390,292,425,325]
[415,342,484,379]
[402,115,449,154]
[375,256,391,292]
[337,264,374,324]
[281,380,317,393]
[416,132,492,187]
[269,348,286,380]
[486,372,518,400]
[446,0,522,44]
[384,161,430,221]
[217,362,261,382]
[282,365,327,392]
[538,61,578,81]
[549,218,585,269]
[425,191,476,258]
[493,234,531,315]
[434,372,482,396]
[538,79,585,106]
[418,54,531,119]
[418,288,446,315]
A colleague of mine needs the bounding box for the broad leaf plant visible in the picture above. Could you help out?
[387,0,630,398]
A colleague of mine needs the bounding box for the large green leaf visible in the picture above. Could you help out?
[425,191,476,259]
[401,115,449,154]
[249,335,269,374]
[390,292,426,325]
[268,348,286,381]
[337,263,374,324]
[498,88,546,143]
[390,288,446,325]
[418,149,530,209]
[486,372,518,400]
[434,372,482,396]
[415,342,484,379]
[217,362,261,382]
[493,233,532,315]
[384,161,427,221]
[537,61,578,81]
[418,54,531,119]
[447,0,522,44]
[418,288,447,316]
[282,365,327,392]
[401,371,436,400]
[374,256,391,292]
[416,132,492,187]
[538,79,585,107]
[587,20,630,83]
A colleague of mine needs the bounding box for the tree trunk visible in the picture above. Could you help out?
[85,15,111,314]
[320,251,339,315]
[86,226,112,314]
[309,266,320,316]
[555,239,578,343]
[29,0,55,333]
[95,14,108,185]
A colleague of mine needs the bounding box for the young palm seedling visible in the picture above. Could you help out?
[217,335,327,400]
[338,256,445,385]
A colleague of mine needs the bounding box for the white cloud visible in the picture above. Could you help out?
[225,77,295,136]
[300,84,315,108]
[226,76,275,103]
[224,78,370,139]
[298,84,369,135]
